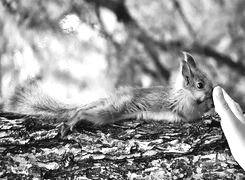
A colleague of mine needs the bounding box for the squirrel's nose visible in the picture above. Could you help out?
[196,99,203,104]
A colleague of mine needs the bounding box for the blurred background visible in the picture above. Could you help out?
[0,0,245,107]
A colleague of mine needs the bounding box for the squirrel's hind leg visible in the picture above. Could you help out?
[60,108,120,137]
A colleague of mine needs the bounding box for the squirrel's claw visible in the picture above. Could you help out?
[60,123,72,137]
[60,118,81,137]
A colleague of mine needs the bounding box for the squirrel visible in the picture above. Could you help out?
[2,52,214,137]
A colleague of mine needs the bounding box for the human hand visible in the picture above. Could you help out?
[213,86,245,170]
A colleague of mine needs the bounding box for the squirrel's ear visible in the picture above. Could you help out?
[182,51,196,68]
[181,60,193,85]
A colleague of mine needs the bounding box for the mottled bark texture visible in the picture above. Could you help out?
[0,113,244,179]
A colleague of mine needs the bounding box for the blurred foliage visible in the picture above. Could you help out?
[1,0,245,107]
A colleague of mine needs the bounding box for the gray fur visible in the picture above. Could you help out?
[3,54,214,136]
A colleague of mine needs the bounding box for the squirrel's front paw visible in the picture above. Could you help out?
[60,115,83,137]
[60,121,79,137]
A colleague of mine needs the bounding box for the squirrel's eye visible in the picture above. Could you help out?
[197,82,204,89]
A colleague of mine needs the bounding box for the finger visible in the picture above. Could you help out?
[222,89,243,114]
[222,89,245,124]
[235,102,244,114]
[213,86,236,121]
[213,87,242,144]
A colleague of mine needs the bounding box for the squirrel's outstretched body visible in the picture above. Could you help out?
[3,53,214,136]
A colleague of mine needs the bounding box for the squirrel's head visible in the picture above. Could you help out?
[180,52,213,109]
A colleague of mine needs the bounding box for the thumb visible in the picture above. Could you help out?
[222,88,245,123]
[213,86,236,121]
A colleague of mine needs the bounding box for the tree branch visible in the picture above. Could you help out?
[154,39,245,76]
[1,113,244,179]
[85,0,133,23]
[94,4,121,50]
[85,0,171,81]
[83,0,245,77]
[173,0,197,40]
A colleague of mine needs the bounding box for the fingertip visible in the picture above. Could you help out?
[213,86,223,100]
[213,86,237,122]
[213,86,230,112]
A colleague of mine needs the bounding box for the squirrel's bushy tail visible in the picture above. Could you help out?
[3,80,79,124]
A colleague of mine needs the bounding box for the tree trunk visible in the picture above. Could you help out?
[0,113,244,179]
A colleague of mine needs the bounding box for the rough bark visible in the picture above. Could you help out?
[0,113,244,179]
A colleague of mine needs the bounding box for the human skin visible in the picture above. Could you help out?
[213,86,245,170]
